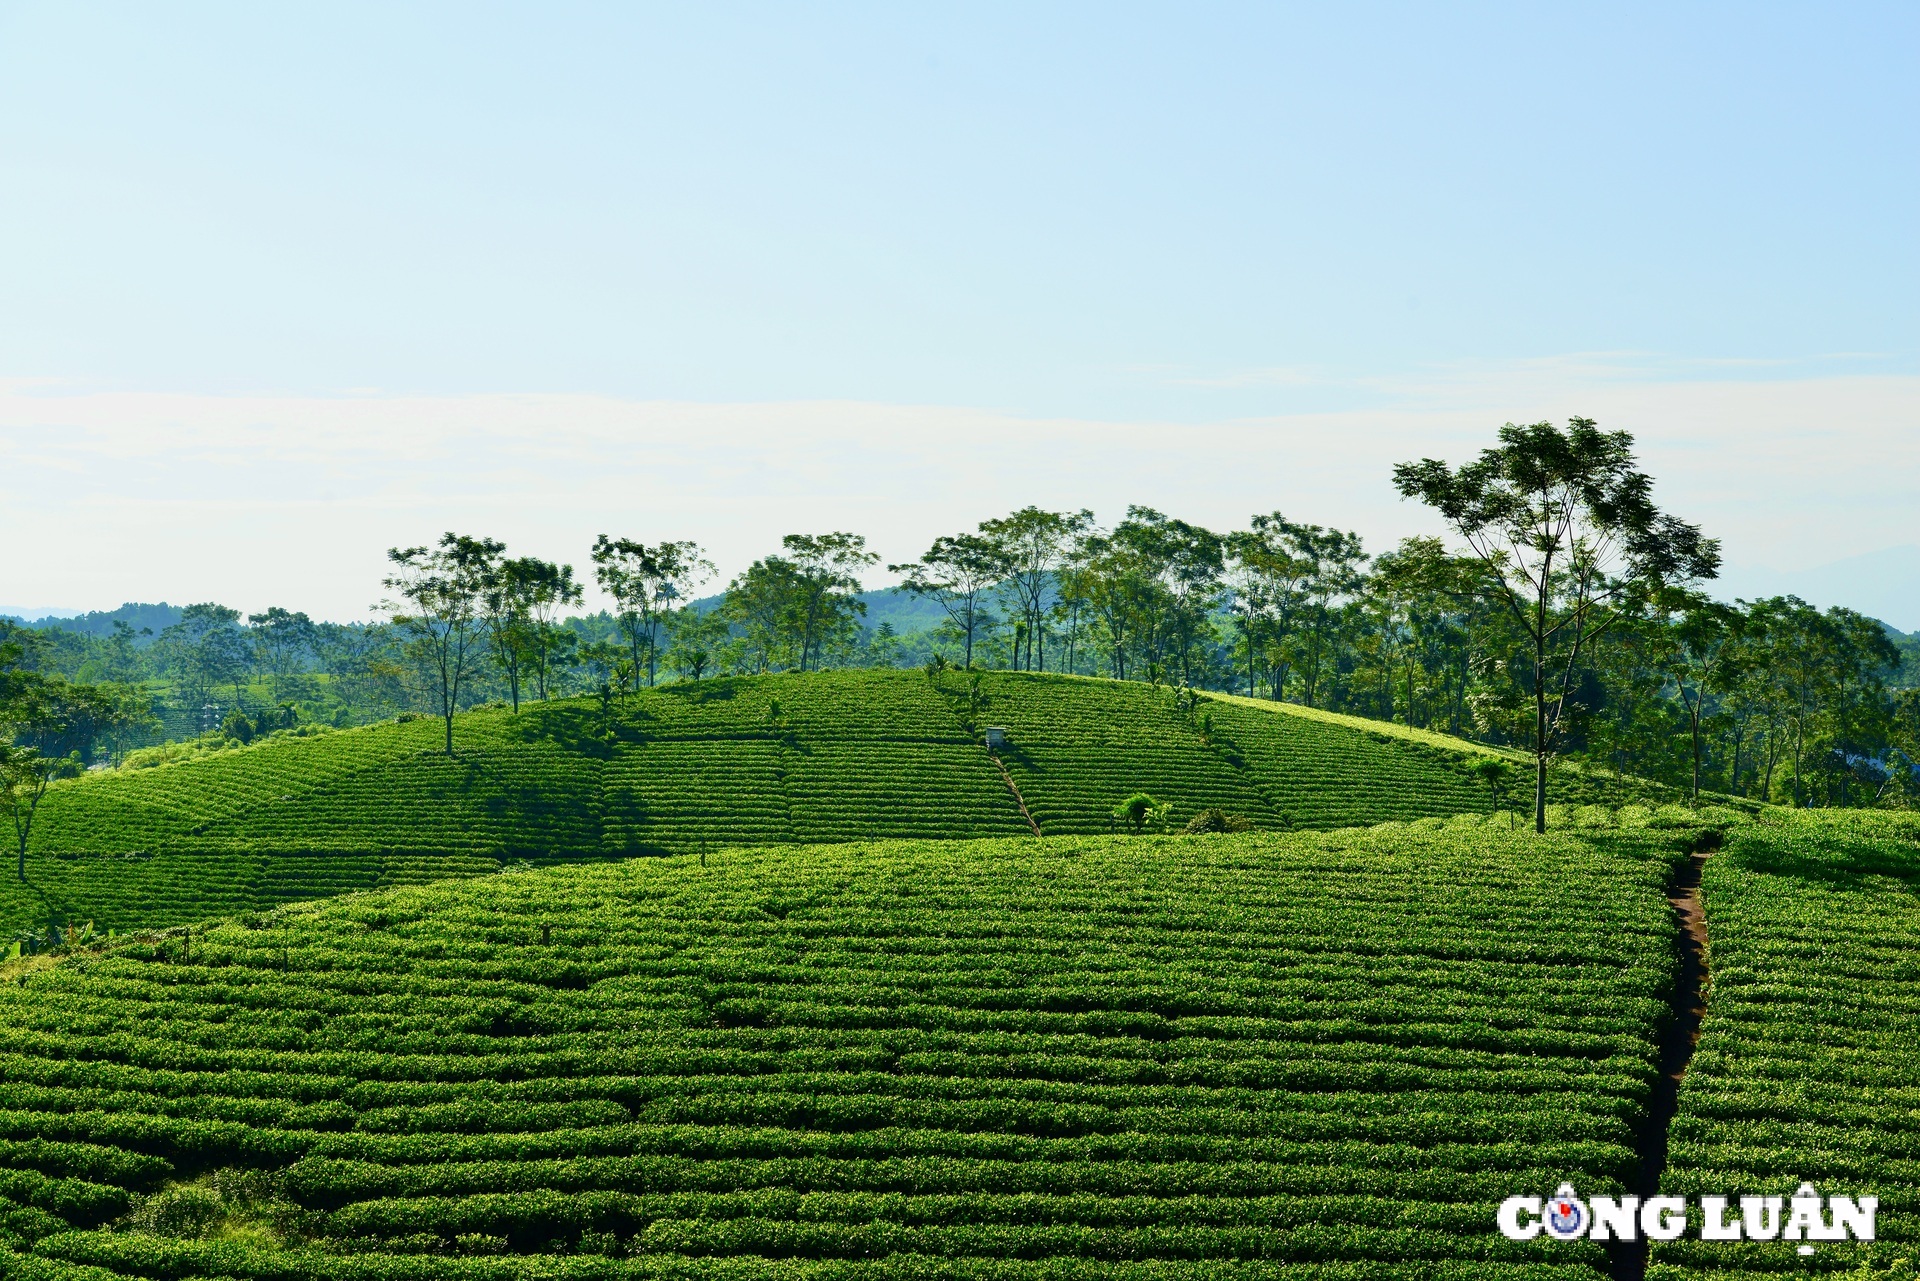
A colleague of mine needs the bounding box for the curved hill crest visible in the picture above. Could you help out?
[10,668,1681,935]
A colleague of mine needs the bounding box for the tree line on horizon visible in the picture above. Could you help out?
[5,422,1918,832]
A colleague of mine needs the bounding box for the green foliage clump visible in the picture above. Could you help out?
[1183,806,1252,834]
[1112,791,1172,832]
[220,710,256,744]
[119,723,331,773]
[124,1169,299,1246]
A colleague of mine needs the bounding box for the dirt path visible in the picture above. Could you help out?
[1608,843,1714,1281]
[990,754,1043,836]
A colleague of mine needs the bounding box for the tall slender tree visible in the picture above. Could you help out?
[591,537,714,688]
[1286,524,1367,709]
[978,507,1093,672]
[1112,508,1224,686]
[1,636,119,879]
[1394,419,1720,832]
[1650,589,1742,805]
[248,608,317,690]
[523,560,584,701]
[890,533,1003,670]
[480,560,537,712]
[1076,530,1151,681]
[1224,514,1311,699]
[1050,552,1095,676]
[158,604,251,713]
[381,533,502,755]
[0,744,81,882]
[721,557,804,673]
[780,533,878,671]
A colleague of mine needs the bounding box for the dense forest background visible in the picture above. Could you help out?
[6,497,1916,809]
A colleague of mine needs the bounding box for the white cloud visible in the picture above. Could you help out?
[2,372,1915,623]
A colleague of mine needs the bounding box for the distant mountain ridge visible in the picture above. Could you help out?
[1716,544,1919,634]
[12,570,1911,649]
[3,601,184,641]
[683,585,956,634]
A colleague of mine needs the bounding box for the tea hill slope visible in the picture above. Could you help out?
[0,826,1691,1280]
[9,669,1676,935]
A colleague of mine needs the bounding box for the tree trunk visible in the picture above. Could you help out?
[441,644,457,756]
[1533,740,1548,833]
[1791,718,1804,807]
[1690,701,1702,804]
[1534,636,1548,834]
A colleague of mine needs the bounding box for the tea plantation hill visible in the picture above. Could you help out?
[0,823,1704,1280]
[7,668,1682,937]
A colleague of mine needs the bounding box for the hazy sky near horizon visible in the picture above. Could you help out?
[2,4,1916,622]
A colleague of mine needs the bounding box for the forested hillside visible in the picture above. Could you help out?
[2,670,1695,939]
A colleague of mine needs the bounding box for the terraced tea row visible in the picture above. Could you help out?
[0,828,1691,1279]
[6,853,511,947]
[1649,810,1920,1277]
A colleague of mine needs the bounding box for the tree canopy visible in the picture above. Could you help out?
[1394,419,1722,830]
[11,425,1913,814]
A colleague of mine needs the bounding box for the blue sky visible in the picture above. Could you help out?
[2,3,1916,622]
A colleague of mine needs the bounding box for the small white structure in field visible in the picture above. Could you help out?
[984,726,1009,751]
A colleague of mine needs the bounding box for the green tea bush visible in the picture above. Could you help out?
[1182,807,1252,834]
[1112,792,1170,832]
[123,1186,223,1239]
